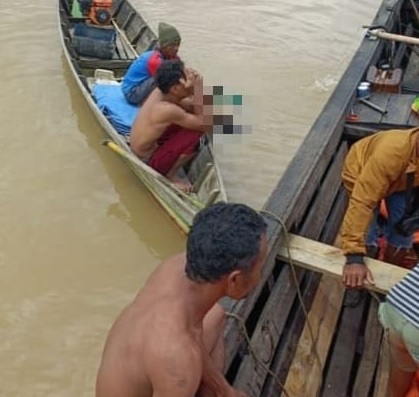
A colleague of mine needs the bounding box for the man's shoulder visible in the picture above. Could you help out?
[144,329,202,372]
[148,97,185,121]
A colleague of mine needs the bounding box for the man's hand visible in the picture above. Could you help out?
[342,264,374,288]
[185,67,200,80]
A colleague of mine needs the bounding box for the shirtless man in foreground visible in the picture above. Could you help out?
[96,202,268,397]
[130,59,211,191]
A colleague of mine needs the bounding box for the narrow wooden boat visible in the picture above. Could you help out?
[57,0,227,233]
[222,1,419,396]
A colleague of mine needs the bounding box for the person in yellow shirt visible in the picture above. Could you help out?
[341,127,419,289]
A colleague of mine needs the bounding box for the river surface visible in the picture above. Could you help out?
[0,0,381,395]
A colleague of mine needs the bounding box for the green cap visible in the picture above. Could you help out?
[158,22,181,48]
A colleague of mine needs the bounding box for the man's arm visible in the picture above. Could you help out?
[169,73,212,132]
[341,150,408,287]
[200,349,248,397]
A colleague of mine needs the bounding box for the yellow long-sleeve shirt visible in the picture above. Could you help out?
[341,127,419,256]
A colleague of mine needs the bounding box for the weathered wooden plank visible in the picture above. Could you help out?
[222,229,282,369]
[299,143,347,239]
[78,58,132,70]
[407,109,419,126]
[321,300,367,397]
[281,275,345,397]
[261,271,321,397]
[231,264,306,394]
[276,234,409,294]
[373,336,390,397]
[351,93,390,125]
[352,299,383,397]
[381,94,416,125]
[115,34,129,59]
[114,0,132,28]
[392,23,413,68]
[402,47,419,93]
[319,186,348,244]
[111,0,124,18]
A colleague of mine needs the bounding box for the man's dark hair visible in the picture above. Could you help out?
[185,202,267,283]
[155,59,185,94]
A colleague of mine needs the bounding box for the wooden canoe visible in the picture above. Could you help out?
[57,0,227,233]
[222,0,419,396]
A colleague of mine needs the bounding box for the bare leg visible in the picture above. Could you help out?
[166,154,195,192]
[387,360,415,397]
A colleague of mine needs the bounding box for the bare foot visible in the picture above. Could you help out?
[168,175,193,193]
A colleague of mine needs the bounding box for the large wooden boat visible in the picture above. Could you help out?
[57,0,227,233]
[222,1,419,396]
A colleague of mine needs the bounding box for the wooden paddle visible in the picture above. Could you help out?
[367,28,419,46]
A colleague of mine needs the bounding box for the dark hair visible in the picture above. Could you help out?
[155,59,185,94]
[185,202,267,283]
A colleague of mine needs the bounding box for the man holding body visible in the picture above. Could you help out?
[122,22,182,106]
[130,59,211,190]
[95,202,268,397]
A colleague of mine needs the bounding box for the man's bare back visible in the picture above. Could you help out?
[96,255,213,397]
[96,202,267,397]
[130,89,177,160]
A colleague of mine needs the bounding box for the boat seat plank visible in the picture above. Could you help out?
[282,275,345,397]
[78,58,133,70]
[351,92,390,124]
[381,94,416,125]
[352,299,384,397]
[350,92,418,128]
[276,234,409,294]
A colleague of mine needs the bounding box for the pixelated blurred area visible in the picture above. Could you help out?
[203,85,252,139]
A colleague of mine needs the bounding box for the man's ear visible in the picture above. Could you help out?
[226,269,243,289]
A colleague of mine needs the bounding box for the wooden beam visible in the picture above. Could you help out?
[281,275,345,397]
[277,234,409,294]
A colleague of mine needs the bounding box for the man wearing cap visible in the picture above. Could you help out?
[122,22,182,106]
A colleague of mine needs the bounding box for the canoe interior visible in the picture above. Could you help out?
[222,1,419,396]
[58,0,228,231]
